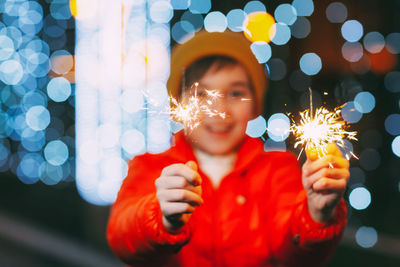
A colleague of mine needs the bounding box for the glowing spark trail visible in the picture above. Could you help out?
[290,107,357,160]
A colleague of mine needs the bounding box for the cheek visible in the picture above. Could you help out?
[232,103,255,123]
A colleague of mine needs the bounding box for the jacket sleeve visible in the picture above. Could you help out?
[267,153,347,267]
[106,155,192,266]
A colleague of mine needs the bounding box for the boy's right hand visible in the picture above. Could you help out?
[155,161,203,231]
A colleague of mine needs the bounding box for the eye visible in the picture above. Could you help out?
[229,90,245,98]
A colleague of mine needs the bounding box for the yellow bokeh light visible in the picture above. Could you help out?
[243,12,276,43]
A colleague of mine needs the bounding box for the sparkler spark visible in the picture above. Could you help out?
[290,107,357,160]
[168,84,226,131]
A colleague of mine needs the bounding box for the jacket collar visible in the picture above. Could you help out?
[167,131,264,174]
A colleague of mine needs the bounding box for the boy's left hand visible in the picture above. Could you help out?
[302,143,350,222]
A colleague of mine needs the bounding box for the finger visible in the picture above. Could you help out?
[159,189,203,206]
[162,163,202,186]
[303,155,349,177]
[155,176,189,189]
[327,143,342,157]
[312,177,347,192]
[160,202,196,217]
[303,167,349,189]
[305,148,319,161]
[185,160,198,171]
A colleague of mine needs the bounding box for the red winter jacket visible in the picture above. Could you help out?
[107,132,347,267]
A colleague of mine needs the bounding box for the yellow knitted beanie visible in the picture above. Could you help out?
[167,30,268,115]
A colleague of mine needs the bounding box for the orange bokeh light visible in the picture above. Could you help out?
[369,46,397,74]
[242,12,276,43]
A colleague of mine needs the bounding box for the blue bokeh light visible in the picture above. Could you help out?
[246,115,267,137]
[22,91,47,111]
[25,105,50,131]
[47,77,71,102]
[384,114,400,135]
[271,23,291,45]
[204,11,227,33]
[268,58,287,81]
[267,113,290,142]
[292,0,314,16]
[0,59,24,85]
[171,0,190,10]
[227,9,246,32]
[342,101,363,123]
[250,42,271,63]
[326,2,347,23]
[384,71,400,93]
[17,153,43,184]
[0,35,15,60]
[290,17,311,39]
[189,0,211,14]
[171,21,195,44]
[341,20,364,42]
[355,226,378,248]
[392,136,400,158]
[299,52,322,76]
[386,32,400,54]
[349,187,371,210]
[21,128,46,152]
[244,1,266,14]
[274,4,297,26]
[363,31,385,53]
[44,140,69,166]
[264,138,286,152]
[50,0,72,20]
[354,92,375,114]
[181,11,203,32]
[40,162,65,185]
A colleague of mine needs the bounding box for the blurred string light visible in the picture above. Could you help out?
[292,0,314,17]
[0,0,74,185]
[354,92,375,113]
[267,113,290,142]
[271,22,291,45]
[342,42,363,62]
[75,0,170,205]
[189,0,211,14]
[244,1,266,14]
[356,226,378,248]
[250,42,271,63]
[349,186,371,210]
[226,9,246,32]
[274,4,297,26]
[204,11,227,32]
[363,32,385,54]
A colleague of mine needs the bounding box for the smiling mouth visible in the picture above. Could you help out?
[205,124,233,135]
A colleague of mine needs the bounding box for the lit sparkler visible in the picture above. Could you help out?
[168,83,226,131]
[290,88,358,161]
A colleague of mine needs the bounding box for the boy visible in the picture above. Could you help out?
[107,30,349,266]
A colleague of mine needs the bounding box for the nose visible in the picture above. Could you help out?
[211,97,231,117]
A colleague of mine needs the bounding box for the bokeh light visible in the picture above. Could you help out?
[274,4,297,26]
[47,77,71,102]
[385,114,400,135]
[25,105,50,131]
[359,148,381,171]
[243,11,276,43]
[326,2,348,23]
[171,21,195,44]
[341,20,364,42]
[268,58,287,81]
[243,1,266,14]
[342,101,362,123]
[171,0,190,10]
[44,140,69,166]
[354,92,375,113]
[292,0,314,16]
[363,32,385,53]
[121,129,146,156]
[0,59,24,85]
[267,113,290,142]
[392,136,400,158]
[290,17,311,39]
[0,35,15,61]
[264,138,286,152]
[246,115,266,138]
[342,42,363,62]
[181,11,203,32]
[189,0,211,14]
[386,32,400,54]
[50,49,73,74]
[355,226,378,248]
[226,9,246,32]
[204,11,227,33]
[349,187,371,210]
[250,42,271,63]
[299,52,322,76]
[384,71,400,93]
[271,23,291,45]
[149,1,173,24]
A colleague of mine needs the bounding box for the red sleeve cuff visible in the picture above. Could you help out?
[291,197,347,247]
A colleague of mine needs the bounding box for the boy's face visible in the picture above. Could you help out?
[185,63,255,155]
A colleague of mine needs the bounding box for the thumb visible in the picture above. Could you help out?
[185,160,198,171]
[305,147,319,161]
